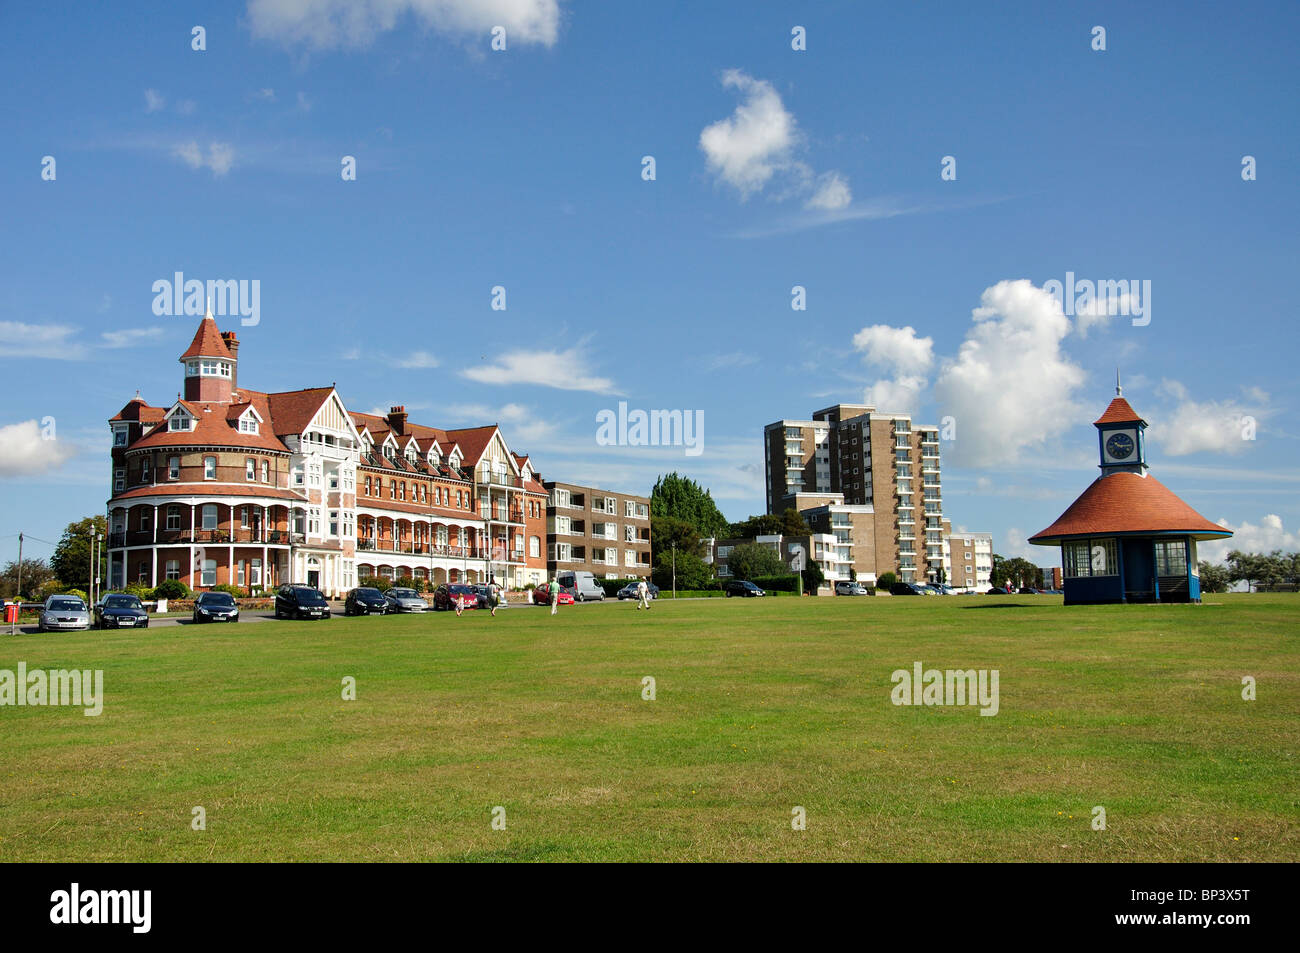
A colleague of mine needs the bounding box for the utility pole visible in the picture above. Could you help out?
[671,542,676,599]
[11,532,22,634]
[89,525,97,605]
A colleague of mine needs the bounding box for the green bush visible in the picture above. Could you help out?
[359,576,388,591]
[876,572,897,590]
[124,582,154,600]
[598,577,645,597]
[64,588,88,602]
[751,574,800,592]
[153,578,193,600]
[211,584,247,598]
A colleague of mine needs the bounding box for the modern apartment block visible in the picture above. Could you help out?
[943,531,994,592]
[105,311,550,596]
[763,403,944,584]
[704,533,840,588]
[542,480,652,580]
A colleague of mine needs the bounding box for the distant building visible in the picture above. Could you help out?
[704,533,839,591]
[944,532,994,591]
[542,480,651,580]
[1030,384,1231,604]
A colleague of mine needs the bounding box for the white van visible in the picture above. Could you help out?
[557,570,605,602]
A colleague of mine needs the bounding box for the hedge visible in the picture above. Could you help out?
[750,574,801,593]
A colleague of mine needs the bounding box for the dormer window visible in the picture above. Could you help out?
[238,415,259,434]
[112,427,128,447]
[169,415,193,432]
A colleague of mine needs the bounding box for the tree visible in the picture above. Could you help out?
[801,563,825,594]
[650,515,706,561]
[50,515,108,592]
[1198,562,1232,594]
[1,557,55,599]
[1226,550,1266,592]
[877,571,897,590]
[651,549,714,591]
[729,507,811,539]
[651,473,730,539]
[727,542,785,581]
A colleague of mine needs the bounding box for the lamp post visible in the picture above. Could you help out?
[671,542,676,599]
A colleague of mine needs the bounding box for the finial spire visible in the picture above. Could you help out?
[205,296,213,320]
[1115,368,1122,396]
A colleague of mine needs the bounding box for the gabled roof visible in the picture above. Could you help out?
[1094,397,1145,426]
[132,398,289,453]
[179,315,233,361]
[110,397,166,424]
[263,387,338,436]
[1029,472,1232,544]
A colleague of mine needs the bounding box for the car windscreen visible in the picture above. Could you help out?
[49,599,85,611]
[104,596,141,609]
[201,593,236,606]
[449,586,473,595]
[389,589,417,598]
[354,588,382,598]
[295,589,328,605]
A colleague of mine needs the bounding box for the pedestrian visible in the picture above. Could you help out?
[490,581,503,617]
[454,593,465,616]
[636,577,651,610]
[548,578,561,616]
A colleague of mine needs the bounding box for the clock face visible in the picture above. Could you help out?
[1105,432,1135,460]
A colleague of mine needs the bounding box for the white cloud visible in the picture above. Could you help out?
[1000,527,1043,561]
[699,69,851,210]
[253,87,277,101]
[1146,380,1268,456]
[144,89,166,112]
[852,324,934,375]
[709,351,759,370]
[0,419,78,477]
[172,141,236,176]
[932,279,1087,467]
[0,321,86,360]
[461,347,617,394]
[176,99,197,116]
[1200,514,1298,565]
[247,0,562,50]
[864,375,927,415]
[805,171,852,211]
[297,91,312,112]
[101,327,165,349]
[395,351,440,369]
[441,401,558,447]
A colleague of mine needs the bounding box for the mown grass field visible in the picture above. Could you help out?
[1,594,1296,862]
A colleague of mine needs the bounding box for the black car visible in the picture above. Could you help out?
[432,584,482,611]
[274,585,331,620]
[986,587,1012,595]
[94,593,149,629]
[725,580,765,598]
[344,587,388,616]
[890,582,928,596]
[192,590,239,623]
[617,581,660,600]
[1018,586,1042,595]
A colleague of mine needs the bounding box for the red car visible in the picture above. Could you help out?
[539,586,574,606]
[433,584,481,610]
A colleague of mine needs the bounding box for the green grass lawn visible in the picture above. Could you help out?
[1,594,1296,862]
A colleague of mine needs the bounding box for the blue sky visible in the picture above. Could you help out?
[2,0,1297,568]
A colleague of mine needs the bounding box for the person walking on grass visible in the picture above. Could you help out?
[548,577,561,616]
[490,581,505,617]
[454,593,465,617]
[636,577,651,611]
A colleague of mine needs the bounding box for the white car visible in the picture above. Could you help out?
[835,581,869,596]
[38,595,91,632]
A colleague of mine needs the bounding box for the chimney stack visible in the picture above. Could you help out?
[221,331,239,389]
[388,405,407,435]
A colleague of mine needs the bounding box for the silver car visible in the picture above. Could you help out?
[835,581,869,596]
[383,587,429,612]
[39,595,91,632]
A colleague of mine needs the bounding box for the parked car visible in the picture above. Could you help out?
[890,582,928,596]
[38,595,91,632]
[725,580,766,598]
[617,581,660,600]
[1018,586,1042,595]
[469,585,497,609]
[985,587,1011,595]
[532,585,574,606]
[384,587,429,613]
[433,584,481,611]
[931,584,958,596]
[344,587,388,616]
[556,570,604,602]
[835,581,869,596]
[274,585,331,620]
[192,590,239,624]
[94,593,149,629]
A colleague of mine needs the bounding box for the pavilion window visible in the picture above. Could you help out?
[201,504,218,531]
[201,559,217,587]
[166,505,181,531]
[1155,539,1188,576]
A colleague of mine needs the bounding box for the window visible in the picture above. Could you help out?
[239,416,258,434]
[1063,539,1118,578]
[250,559,262,586]
[261,460,269,483]
[364,476,372,496]
[246,458,256,481]
[165,559,180,581]
[113,427,127,447]
[530,536,541,558]
[168,456,180,480]
[140,458,151,483]
[236,561,246,586]
[204,456,216,480]
[201,504,218,531]
[293,465,304,487]
[625,524,637,542]
[329,511,339,537]
[114,468,125,492]
[169,415,192,432]
[240,506,250,529]
[139,510,151,532]
[201,559,217,587]
[329,472,339,490]
[1155,539,1188,576]
[166,505,181,531]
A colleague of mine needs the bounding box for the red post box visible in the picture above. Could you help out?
[4,603,19,624]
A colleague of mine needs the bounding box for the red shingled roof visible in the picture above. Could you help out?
[109,484,308,503]
[1030,472,1231,543]
[179,316,233,361]
[1093,397,1145,426]
[110,397,166,424]
[263,387,337,436]
[131,400,290,453]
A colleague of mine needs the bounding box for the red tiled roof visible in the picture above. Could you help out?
[131,401,289,453]
[110,398,166,424]
[1093,397,1145,426]
[109,484,308,503]
[179,316,233,361]
[1029,472,1232,543]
